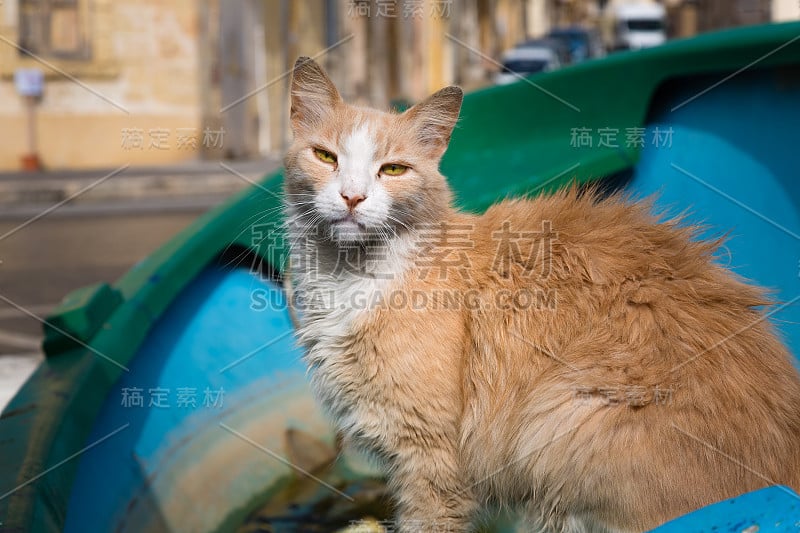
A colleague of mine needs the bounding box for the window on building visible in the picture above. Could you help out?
[18,0,90,60]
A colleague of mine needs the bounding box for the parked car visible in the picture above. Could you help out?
[547,26,606,63]
[516,37,572,66]
[606,2,667,51]
[493,43,562,85]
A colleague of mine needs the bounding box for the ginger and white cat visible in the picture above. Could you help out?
[282,57,800,532]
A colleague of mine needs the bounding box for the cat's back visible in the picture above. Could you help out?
[461,188,800,529]
[470,186,786,373]
[477,187,732,289]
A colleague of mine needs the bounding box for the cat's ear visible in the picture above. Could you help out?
[290,56,342,133]
[403,86,463,158]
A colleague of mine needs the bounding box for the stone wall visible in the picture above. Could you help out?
[0,0,205,170]
[0,0,569,171]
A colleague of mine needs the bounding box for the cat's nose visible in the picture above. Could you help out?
[340,192,366,211]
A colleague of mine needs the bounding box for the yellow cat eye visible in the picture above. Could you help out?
[380,163,408,176]
[313,147,337,165]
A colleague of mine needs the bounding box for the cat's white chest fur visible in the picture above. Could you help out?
[289,232,416,444]
[299,271,389,341]
[292,233,414,339]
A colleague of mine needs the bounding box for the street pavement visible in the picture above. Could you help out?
[0,158,282,410]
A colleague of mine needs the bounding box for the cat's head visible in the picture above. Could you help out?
[284,57,462,244]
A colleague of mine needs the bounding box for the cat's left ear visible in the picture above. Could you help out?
[290,56,342,133]
[403,86,463,158]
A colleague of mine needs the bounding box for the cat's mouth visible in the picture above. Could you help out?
[328,214,370,242]
[331,214,365,229]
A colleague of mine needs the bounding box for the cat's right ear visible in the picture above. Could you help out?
[290,57,342,133]
[403,86,463,158]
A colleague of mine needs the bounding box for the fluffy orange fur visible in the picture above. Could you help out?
[283,57,800,532]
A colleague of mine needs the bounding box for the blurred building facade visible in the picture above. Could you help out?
[0,0,795,171]
[0,0,206,170]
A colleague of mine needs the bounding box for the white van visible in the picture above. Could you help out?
[610,3,667,51]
